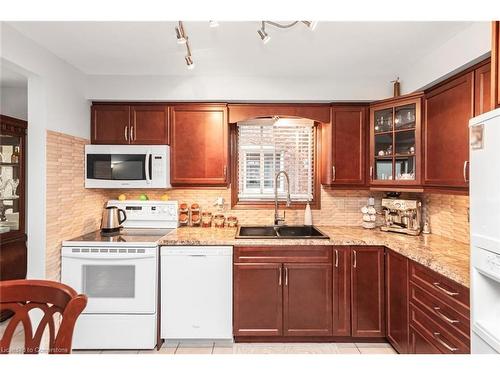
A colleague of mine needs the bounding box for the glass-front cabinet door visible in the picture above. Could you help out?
[370,94,422,186]
[0,116,26,239]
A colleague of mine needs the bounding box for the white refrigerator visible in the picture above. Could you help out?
[469,107,500,354]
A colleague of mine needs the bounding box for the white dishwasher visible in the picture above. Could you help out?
[160,246,233,340]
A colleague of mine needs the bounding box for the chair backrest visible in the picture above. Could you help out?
[0,279,87,354]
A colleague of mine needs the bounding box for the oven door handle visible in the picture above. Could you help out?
[145,151,152,184]
[63,254,156,260]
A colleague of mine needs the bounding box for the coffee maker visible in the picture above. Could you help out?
[381,198,422,236]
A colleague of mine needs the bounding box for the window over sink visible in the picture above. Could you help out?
[236,118,316,206]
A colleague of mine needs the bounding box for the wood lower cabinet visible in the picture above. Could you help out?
[409,325,442,354]
[233,263,283,336]
[351,246,385,337]
[170,104,228,186]
[283,263,332,336]
[332,247,351,336]
[386,250,409,353]
[91,104,169,145]
[322,106,366,186]
[233,246,333,340]
[424,72,473,189]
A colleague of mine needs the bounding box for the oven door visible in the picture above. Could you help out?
[61,247,157,314]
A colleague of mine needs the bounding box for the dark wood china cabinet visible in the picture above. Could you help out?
[369,93,423,188]
[0,115,27,320]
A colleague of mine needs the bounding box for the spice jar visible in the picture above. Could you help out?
[179,202,189,226]
[191,203,201,226]
[214,214,225,228]
[227,216,238,228]
[201,211,212,228]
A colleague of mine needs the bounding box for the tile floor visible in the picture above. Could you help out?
[74,341,397,355]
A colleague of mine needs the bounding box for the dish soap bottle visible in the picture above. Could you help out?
[304,201,312,226]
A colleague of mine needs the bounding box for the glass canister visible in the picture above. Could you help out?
[191,203,201,226]
[201,211,212,228]
[227,216,238,228]
[214,214,225,228]
[179,202,189,226]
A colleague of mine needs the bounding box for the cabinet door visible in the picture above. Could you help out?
[424,72,473,188]
[386,250,409,353]
[351,246,385,337]
[233,263,283,336]
[332,247,351,336]
[170,105,228,186]
[330,106,366,185]
[409,326,442,354]
[493,21,500,109]
[130,105,169,144]
[474,62,491,116]
[91,105,130,144]
[283,263,332,336]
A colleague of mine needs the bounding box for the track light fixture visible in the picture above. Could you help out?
[175,21,195,70]
[257,21,318,43]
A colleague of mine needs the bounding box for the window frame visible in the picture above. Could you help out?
[230,121,321,210]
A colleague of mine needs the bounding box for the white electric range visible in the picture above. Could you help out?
[61,200,178,350]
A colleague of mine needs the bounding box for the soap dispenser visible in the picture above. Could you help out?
[304,201,312,226]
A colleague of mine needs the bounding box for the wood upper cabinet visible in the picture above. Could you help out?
[129,105,169,144]
[233,263,283,337]
[91,105,130,144]
[351,246,385,337]
[91,104,169,145]
[492,21,500,109]
[424,72,473,188]
[369,94,422,187]
[386,250,409,353]
[283,263,333,336]
[332,247,351,336]
[474,62,492,116]
[170,104,228,186]
[322,106,366,186]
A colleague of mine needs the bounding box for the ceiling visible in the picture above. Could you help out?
[7,21,474,79]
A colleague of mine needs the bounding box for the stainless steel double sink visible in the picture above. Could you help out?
[235,225,329,239]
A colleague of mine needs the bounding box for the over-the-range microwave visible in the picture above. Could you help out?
[85,145,171,189]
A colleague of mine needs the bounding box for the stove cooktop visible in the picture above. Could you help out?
[62,228,174,247]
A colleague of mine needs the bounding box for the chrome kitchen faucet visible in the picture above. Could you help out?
[274,170,292,226]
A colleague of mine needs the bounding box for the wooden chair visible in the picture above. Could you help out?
[0,279,87,354]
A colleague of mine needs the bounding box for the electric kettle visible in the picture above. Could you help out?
[101,206,127,233]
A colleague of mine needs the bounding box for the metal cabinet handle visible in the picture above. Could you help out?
[124,125,129,141]
[285,267,289,286]
[335,249,339,268]
[463,161,469,183]
[369,166,373,180]
[223,165,227,178]
[332,166,336,182]
[278,265,282,286]
[353,250,357,268]
[131,125,136,141]
[433,282,459,296]
[433,332,458,352]
[433,307,459,324]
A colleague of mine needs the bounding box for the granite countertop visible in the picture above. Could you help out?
[159,226,470,287]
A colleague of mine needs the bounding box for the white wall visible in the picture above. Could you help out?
[400,22,491,93]
[0,23,90,279]
[0,86,28,120]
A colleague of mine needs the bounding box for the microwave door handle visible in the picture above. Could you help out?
[145,151,151,184]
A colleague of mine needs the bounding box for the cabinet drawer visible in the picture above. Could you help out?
[410,281,470,338]
[410,261,469,316]
[410,302,470,354]
[234,246,332,264]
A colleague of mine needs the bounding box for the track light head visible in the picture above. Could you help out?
[185,55,195,70]
[175,23,187,44]
[257,28,270,44]
[209,20,219,28]
[302,21,318,31]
